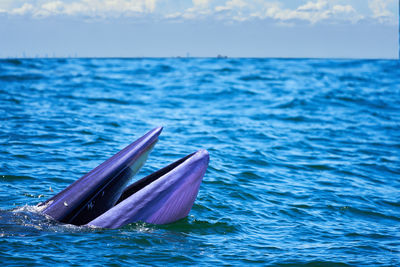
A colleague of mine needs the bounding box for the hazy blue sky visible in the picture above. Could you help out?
[0,0,398,58]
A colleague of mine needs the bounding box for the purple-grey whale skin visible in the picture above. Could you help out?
[38,127,163,225]
[87,149,209,229]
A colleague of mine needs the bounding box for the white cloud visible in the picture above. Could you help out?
[251,0,364,24]
[8,0,157,18]
[11,3,34,15]
[212,0,365,24]
[176,0,213,20]
[145,0,156,12]
[368,0,395,23]
[332,5,354,13]
[213,0,248,22]
[215,0,246,12]
[36,1,64,16]
[297,0,327,11]
[193,0,210,8]
[2,0,394,25]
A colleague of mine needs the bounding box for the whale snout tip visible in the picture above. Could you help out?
[152,126,163,135]
[195,149,210,163]
[197,149,209,156]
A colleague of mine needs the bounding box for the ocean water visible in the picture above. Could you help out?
[0,58,399,266]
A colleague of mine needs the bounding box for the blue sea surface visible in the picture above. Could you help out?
[0,58,399,266]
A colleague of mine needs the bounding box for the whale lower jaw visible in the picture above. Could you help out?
[87,149,209,229]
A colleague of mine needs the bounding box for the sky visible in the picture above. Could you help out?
[0,0,398,58]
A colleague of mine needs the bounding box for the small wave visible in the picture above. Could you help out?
[0,73,45,82]
[342,206,400,222]
[1,59,23,65]
[216,67,238,73]
[154,64,175,73]
[239,74,271,81]
[86,97,130,105]
[304,164,335,171]
[276,260,352,266]
[157,217,239,235]
[272,98,306,109]
[1,175,34,181]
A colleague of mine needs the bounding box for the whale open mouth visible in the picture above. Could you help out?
[38,127,209,229]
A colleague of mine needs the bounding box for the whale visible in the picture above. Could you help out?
[37,127,209,229]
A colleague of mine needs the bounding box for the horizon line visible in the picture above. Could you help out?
[0,56,398,60]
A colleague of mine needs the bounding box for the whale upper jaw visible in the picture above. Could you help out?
[87,149,209,229]
[38,127,163,226]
